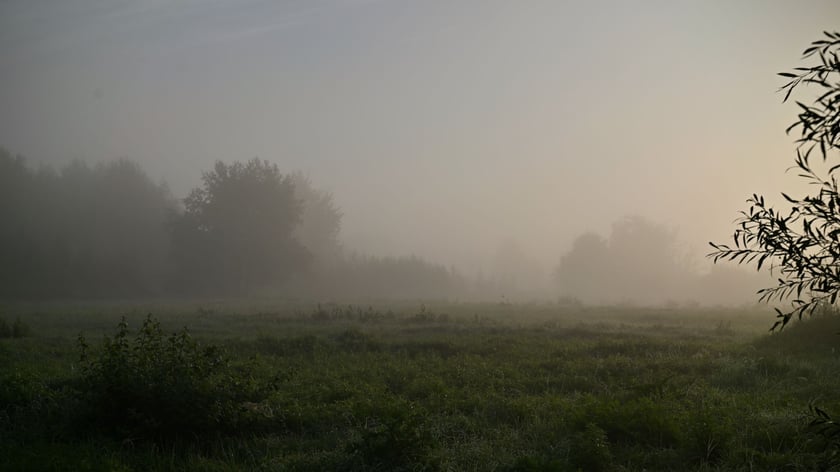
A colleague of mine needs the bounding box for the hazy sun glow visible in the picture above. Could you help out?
[2,0,838,300]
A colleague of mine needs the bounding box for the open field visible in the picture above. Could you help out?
[3,301,840,471]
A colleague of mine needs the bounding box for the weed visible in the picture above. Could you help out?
[2,303,838,469]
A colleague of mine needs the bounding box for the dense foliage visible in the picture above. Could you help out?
[77,316,273,442]
[709,31,840,328]
[170,159,309,294]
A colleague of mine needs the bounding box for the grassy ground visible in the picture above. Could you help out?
[2,301,840,471]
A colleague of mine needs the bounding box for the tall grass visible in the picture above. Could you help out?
[2,303,839,470]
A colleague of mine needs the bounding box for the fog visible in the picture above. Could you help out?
[1,0,838,304]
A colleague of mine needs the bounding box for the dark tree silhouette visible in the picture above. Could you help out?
[709,31,840,329]
[170,158,309,295]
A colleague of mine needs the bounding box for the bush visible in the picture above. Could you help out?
[344,405,439,471]
[569,423,613,472]
[77,315,273,443]
[0,370,49,436]
[571,395,680,448]
[0,368,80,443]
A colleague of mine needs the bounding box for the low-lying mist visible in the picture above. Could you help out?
[3,1,837,309]
[0,150,767,306]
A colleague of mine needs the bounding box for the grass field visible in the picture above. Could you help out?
[3,301,840,471]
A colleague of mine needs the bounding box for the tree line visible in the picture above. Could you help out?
[555,216,770,306]
[0,149,461,300]
[1,147,772,304]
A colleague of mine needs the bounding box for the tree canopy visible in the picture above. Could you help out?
[170,158,310,295]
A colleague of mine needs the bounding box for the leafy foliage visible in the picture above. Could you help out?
[709,31,840,329]
[170,158,310,294]
[345,404,440,471]
[77,315,272,442]
[568,423,613,471]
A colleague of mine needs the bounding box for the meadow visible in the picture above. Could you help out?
[2,301,840,471]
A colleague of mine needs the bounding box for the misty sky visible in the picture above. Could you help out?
[2,0,838,276]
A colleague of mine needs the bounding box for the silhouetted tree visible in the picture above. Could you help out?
[170,158,309,295]
[709,31,840,329]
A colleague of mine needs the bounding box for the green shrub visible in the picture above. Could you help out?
[569,423,613,472]
[0,368,79,442]
[0,370,47,434]
[681,405,734,465]
[77,315,273,443]
[572,395,680,448]
[345,405,439,471]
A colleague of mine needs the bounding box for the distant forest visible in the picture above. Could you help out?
[554,216,771,306]
[0,149,468,300]
[1,148,767,303]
